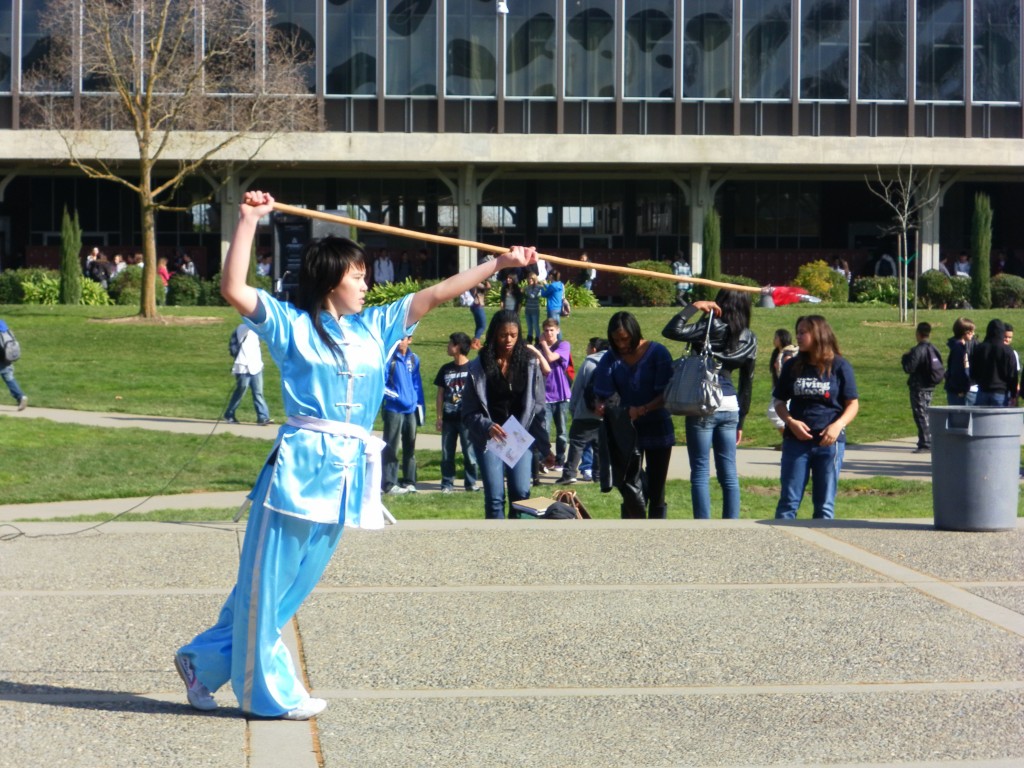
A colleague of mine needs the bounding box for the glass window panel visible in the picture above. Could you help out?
[624,0,674,99]
[506,0,556,98]
[742,0,792,100]
[916,0,963,101]
[973,0,1021,103]
[326,0,377,95]
[447,0,497,96]
[565,0,614,98]
[267,0,316,93]
[0,3,11,91]
[683,0,732,99]
[858,0,907,100]
[800,0,849,100]
[22,0,66,92]
[386,0,437,95]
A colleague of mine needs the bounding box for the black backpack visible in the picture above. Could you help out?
[922,343,945,386]
[228,327,248,358]
[0,327,20,364]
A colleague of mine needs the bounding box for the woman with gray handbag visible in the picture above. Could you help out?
[663,290,757,519]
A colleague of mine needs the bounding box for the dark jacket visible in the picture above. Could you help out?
[461,356,550,456]
[901,340,943,389]
[662,306,758,429]
[945,337,974,395]
[969,341,1018,395]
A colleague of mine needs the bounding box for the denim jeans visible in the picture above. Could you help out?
[382,409,418,490]
[775,437,845,519]
[564,418,600,479]
[440,417,479,490]
[546,400,569,465]
[525,308,540,343]
[975,390,1007,407]
[470,304,487,340]
[0,364,25,402]
[224,371,270,423]
[478,440,532,519]
[685,409,740,519]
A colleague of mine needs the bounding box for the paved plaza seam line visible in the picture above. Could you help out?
[7,679,1022,705]
[307,680,1024,701]
[778,526,1024,638]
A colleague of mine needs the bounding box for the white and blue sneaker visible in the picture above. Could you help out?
[174,652,217,711]
[282,697,327,721]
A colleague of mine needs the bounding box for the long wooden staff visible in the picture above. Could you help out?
[271,202,762,295]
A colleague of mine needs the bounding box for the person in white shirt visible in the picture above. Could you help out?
[374,250,395,284]
[224,324,273,425]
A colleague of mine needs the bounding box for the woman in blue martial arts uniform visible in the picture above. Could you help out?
[174,190,537,720]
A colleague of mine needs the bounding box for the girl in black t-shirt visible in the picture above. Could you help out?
[772,315,859,519]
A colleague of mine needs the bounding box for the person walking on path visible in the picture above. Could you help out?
[592,311,674,519]
[773,315,859,520]
[381,335,425,494]
[434,332,480,493]
[901,322,944,453]
[223,324,272,425]
[0,318,27,410]
[174,190,537,721]
[969,319,1018,407]
[663,290,757,519]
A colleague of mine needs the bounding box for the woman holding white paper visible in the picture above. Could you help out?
[462,309,553,519]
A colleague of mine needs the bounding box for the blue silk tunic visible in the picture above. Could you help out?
[245,289,417,527]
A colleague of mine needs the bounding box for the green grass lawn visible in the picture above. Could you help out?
[3,301,1022,520]
[26,476,937,523]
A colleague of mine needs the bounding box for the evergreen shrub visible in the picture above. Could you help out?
[917,270,954,309]
[991,273,1024,308]
[620,260,675,306]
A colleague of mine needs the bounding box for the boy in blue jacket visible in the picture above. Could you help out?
[382,335,425,493]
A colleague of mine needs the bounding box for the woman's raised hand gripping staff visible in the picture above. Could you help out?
[223,190,538,322]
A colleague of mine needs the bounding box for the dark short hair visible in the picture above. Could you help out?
[607,311,643,353]
[448,331,471,355]
[916,322,932,337]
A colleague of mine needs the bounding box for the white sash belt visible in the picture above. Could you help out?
[286,415,395,528]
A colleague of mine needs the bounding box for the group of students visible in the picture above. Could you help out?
[174,199,862,722]
[901,316,1021,452]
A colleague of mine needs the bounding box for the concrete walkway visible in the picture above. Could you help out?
[1,407,1022,767]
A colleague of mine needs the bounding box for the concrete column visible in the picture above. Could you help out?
[918,173,943,272]
[687,167,713,275]
[219,174,241,268]
[457,164,478,272]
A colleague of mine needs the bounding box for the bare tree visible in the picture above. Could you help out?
[865,166,940,323]
[24,0,318,318]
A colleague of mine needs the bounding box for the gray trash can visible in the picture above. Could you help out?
[929,406,1023,531]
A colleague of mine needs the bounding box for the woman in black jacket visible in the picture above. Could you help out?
[969,319,1018,406]
[663,290,757,519]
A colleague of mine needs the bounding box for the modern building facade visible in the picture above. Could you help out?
[1,0,1022,291]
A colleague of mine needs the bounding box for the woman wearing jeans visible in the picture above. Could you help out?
[772,315,859,520]
[462,310,553,519]
[663,291,757,519]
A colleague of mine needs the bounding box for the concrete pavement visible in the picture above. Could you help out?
[1,406,1022,767]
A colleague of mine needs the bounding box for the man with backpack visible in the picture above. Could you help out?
[901,321,945,453]
[224,323,272,425]
[0,318,27,411]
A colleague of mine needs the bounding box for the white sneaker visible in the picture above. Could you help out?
[282,697,327,721]
[17,396,27,411]
[386,485,409,495]
[403,484,418,493]
[174,652,217,711]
